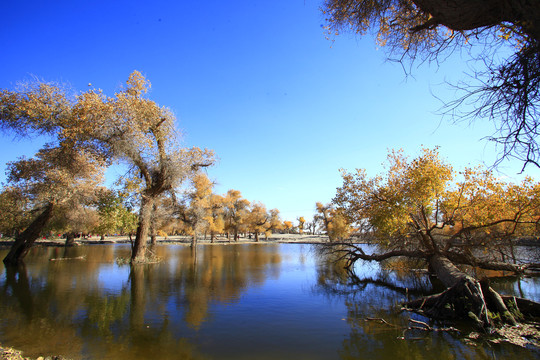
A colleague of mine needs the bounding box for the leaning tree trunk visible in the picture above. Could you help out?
[3,203,54,266]
[405,253,517,330]
[132,195,155,263]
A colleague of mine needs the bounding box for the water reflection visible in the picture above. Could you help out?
[313,245,540,360]
[0,244,538,359]
[1,263,84,357]
[0,244,282,359]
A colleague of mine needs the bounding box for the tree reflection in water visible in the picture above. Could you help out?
[314,246,540,360]
[0,244,282,359]
[0,244,538,359]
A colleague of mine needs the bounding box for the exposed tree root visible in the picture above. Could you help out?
[402,276,528,330]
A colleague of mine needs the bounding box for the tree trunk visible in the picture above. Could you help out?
[429,253,467,287]
[412,0,540,41]
[405,253,517,329]
[150,203,157,245]
[255,232,259,242]
[210,232,215,243]
[65,232,76,247]
[132,195,155,263]
[3,203,54,266]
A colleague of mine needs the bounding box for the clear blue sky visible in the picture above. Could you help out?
[1,0,538,222]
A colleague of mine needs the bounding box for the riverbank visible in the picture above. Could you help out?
[0,234,331,248]
[0,345,68,360]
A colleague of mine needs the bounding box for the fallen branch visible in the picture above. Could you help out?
[363,316,459,340]
[49,255,86,261]
[364,317,399,327]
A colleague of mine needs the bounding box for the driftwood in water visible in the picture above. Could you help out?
[49,256,86,261]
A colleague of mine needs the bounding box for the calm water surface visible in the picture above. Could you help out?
[0,244,538,359]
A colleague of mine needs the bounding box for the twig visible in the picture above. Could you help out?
[364,317,399,327]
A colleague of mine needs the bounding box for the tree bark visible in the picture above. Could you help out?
[150,202,157,245]
[132,195,155,263]
[405,253,517,329]
[428,253,467,287]
[412,0,540,41]
[3,203,54,266]
[65,232,76,247]
[445,251,529,273]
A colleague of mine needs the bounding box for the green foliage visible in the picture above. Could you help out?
[86,292,130,335]
[94,189,138,236]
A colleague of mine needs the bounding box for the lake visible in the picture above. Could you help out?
[0,243,538,359]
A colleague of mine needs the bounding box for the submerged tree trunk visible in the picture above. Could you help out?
[3,203,54,266]
[132,195,155,263]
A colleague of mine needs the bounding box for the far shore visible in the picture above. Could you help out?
[0,233,332,248]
